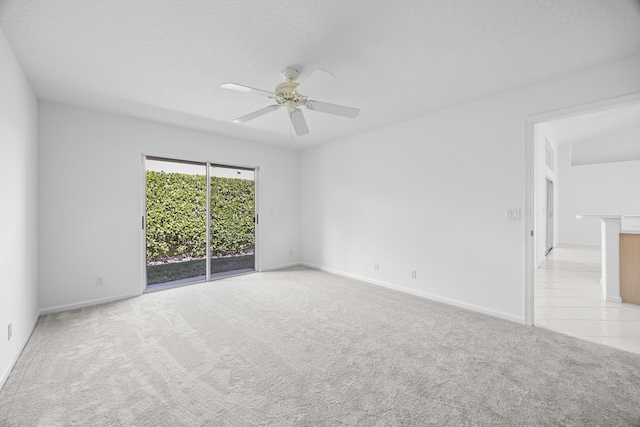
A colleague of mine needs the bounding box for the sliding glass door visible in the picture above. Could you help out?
[145,158,207,288]
[144,156,256,290]
[210,166,256,278]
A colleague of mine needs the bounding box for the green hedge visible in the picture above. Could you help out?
[210,175,255,257]
[145,171,255,262]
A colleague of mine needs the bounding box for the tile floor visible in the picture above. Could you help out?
[535,243,640,355]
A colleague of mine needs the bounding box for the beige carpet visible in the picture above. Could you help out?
[1,266,640,426]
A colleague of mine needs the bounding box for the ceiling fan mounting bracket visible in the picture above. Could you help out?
[281,68,299,82]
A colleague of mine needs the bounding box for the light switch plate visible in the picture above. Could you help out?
[505,209,521,221]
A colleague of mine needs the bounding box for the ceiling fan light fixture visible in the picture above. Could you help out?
[285,100,298,112]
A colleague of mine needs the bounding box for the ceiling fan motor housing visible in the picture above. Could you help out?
[275,80,306,111]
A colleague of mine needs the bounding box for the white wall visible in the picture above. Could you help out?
[557,143,640,245]
[301,54,640,323]
[534,123,559,267]
[0,28,39,388]
[38,102,301,312]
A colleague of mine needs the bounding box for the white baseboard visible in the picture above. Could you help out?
[0,311,39,391]
[301,262,525,325]
[39,292,141,315]
[606,295,623,303]
[260,262,302,272]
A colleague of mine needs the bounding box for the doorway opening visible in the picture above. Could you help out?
[525,92,640,332]
[144,156,257,290]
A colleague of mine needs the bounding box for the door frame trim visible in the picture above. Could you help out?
[523,91,640,326]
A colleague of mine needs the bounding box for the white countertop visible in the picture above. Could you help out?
[576,214,640,234]
[576,214,640,219]
[576,214,623,219]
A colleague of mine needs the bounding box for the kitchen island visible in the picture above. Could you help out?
[576,214,640,303]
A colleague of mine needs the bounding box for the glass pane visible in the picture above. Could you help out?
[210,166,255,278]
[146,158,207,288]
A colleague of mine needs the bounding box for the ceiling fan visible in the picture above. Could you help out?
[221,68,359,136]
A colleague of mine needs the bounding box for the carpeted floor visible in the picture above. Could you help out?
[2,266,640,426]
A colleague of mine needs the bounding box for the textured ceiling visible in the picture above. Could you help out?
[1,0,640,149]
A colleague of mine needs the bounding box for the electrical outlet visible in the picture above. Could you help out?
[374,262,379,271]
[96,276,104,286]
[7,323,12,341]
[411,270,417,279]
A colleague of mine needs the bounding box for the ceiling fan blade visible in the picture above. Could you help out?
[221,82,275,98]
[233,105,281,123]
[306,100,360,118]
[289,108,309,136]
[295,69,335,95]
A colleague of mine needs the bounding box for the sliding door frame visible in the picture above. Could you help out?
[140,153,259,294]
